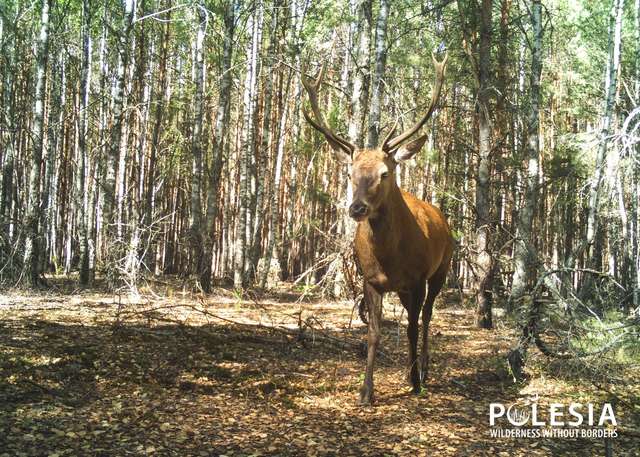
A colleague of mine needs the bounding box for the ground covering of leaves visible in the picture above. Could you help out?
[1,282,638,456]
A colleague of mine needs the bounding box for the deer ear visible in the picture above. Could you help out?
[392,134,428,162]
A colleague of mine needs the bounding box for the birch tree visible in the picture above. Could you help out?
[348,0,372,147]
[584,0,623,272]
[78,0,93,285]
[190,4,207,281]
[201,0,237,292]
[104,0,135,287]
[234,2,263,288]
[634,0,640,309]
[510,0,543,308]
[249,2,278,280]
[1,7,17,247]
[23,0,51,286]
[144,0,172,273]
[366,0,389,148]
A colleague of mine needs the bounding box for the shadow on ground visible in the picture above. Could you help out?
[0,292,636,456]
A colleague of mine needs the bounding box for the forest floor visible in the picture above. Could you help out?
[0,279,638,456]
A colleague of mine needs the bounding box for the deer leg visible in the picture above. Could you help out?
[401,284,426,393]
[359,282,382,406]
[421,269,446,386]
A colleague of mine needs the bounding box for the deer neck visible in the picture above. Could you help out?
[365,183,409,248]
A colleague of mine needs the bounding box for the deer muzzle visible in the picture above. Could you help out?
[349,201,369,221]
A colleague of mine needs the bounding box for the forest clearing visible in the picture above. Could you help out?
[1,281,638,456]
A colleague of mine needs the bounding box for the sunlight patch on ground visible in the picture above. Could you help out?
[0,287,637,456]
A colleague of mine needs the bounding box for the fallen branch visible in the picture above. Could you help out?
[114,301,372,357]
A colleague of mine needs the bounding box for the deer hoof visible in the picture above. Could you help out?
[410,374,421,393]
[407,366,421,390]
[420,359,430,385]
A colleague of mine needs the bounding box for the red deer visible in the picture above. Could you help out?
[302,53,453,405]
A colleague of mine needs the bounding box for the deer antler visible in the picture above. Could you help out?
[382,52,448,153]
[302,64,356,157]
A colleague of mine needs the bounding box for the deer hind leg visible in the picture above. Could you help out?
[400,283,426,394]
[359,282,383,406]
[420,267,446,386]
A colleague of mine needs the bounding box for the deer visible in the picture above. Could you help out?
[302,53,453,405]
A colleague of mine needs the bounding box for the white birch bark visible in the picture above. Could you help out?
[584,0,623,267]
[23,0,51,286]
[366,0,389,148]
[234,2,262,288]
[510,0,542,308]
[200,0,236,291]
[78,0,93,285]
[189,4,207,278]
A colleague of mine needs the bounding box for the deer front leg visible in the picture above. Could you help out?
[359,282,383,406]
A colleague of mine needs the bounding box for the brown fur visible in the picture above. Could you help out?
[350,148,453,405]
[301,54,451,405]
[352,150,453,291]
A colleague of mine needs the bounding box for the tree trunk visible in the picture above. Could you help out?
[348,0,372,147]
[95,4,109,273]
[510,0,542,309]
[584,0,623,270]
[259,80,291,289]
[190,4,207,281]
[145,0,171,273]
[366,0,389,148]
[234,2,263,288]
[104,0,135,287]
[201,0,236,292]
[1,12,16,247]
[23,0,52,287]
[249,2,278,282]
[78,0,93,286]
[634,0,640,309]
[474,0,494,328]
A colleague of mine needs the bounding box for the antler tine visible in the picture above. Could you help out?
[302,62,325,92]
[314,62,327,89]
[384,51,448,152]
[381,119,398,152]
[302,63,356,155]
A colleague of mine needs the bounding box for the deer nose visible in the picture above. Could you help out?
[349,201,369,219]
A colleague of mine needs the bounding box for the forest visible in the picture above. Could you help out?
[1,0,639,455]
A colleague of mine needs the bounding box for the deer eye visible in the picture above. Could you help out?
[380,171,389,179]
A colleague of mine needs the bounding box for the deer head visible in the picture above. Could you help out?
[302,53,448,221]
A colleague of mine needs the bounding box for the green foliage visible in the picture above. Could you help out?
[307,186,332,206]
[572,310,640,364]
[547,137,590,180]
[299,0,348,58]
[327,103,349,139]
[451,229,463,242]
